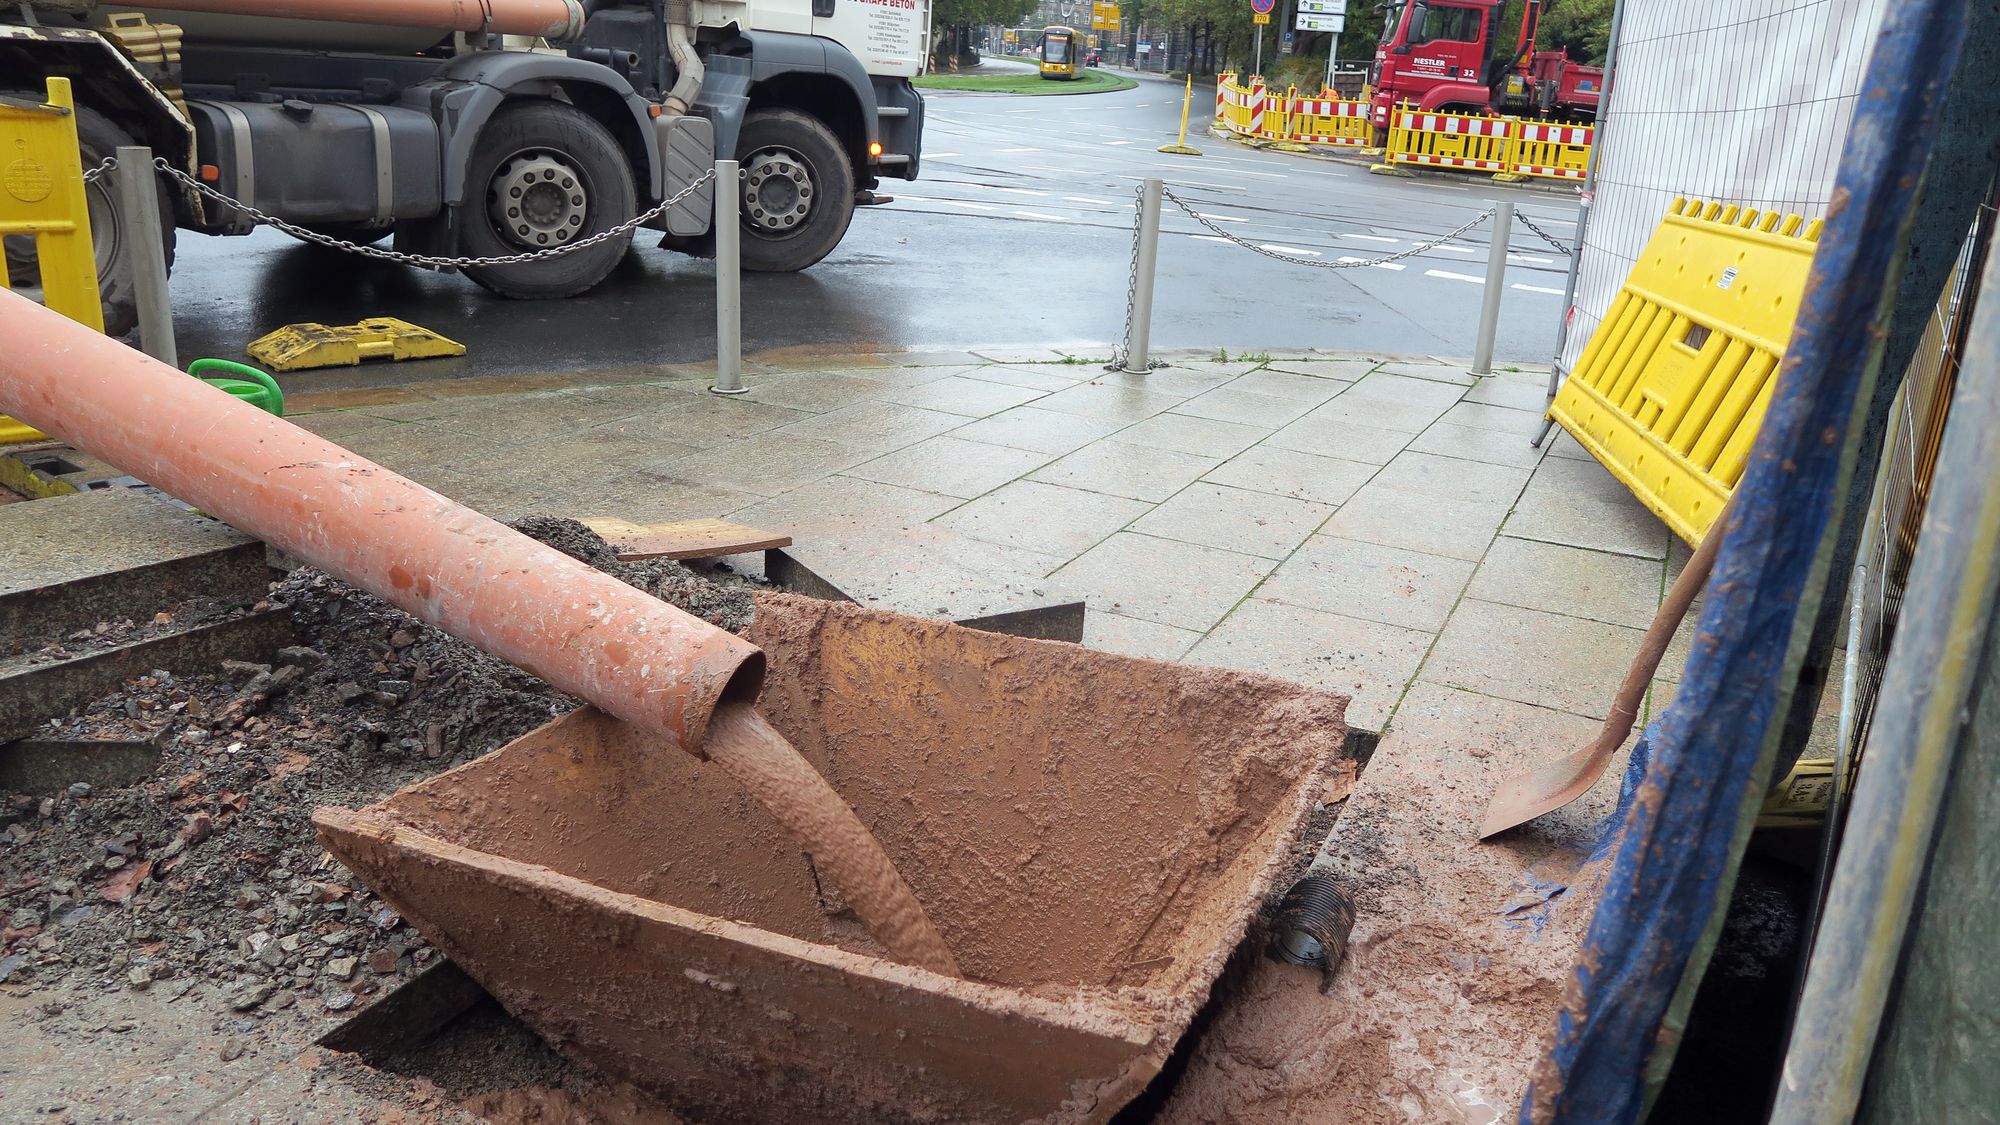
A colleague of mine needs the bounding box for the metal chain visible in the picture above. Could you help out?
[1161,185,1496,270]
[1109,180,1146,371]
[79,155,117,184]
[116,155,717,269]
[1515,211,1575,257]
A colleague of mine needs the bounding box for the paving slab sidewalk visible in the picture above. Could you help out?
[285,344,1680,1120]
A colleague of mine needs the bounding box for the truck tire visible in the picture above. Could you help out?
[458,100,636,299]
[735,109,855,273]
[2,99,176,338]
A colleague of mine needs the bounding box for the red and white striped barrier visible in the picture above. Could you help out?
[1286,96,1368,146]
[1390,109,1514,172]
[1511,121,1595,179]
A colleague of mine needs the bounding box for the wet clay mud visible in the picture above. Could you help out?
[703,701,959,975]
[316,594,1349,1125]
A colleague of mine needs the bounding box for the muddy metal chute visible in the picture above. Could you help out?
[0,288,756,751]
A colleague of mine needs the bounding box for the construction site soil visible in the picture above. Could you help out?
[2,517,1360,1124]
[0,519,753,1015]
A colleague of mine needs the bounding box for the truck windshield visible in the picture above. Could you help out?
[1379,1,1408,44]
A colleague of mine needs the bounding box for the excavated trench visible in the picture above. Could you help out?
[316,593,1350,1125]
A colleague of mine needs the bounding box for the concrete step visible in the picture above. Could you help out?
[0,489,268,654]
[0,608,293,745]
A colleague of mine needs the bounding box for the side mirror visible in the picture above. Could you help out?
[1393,43,1413,54]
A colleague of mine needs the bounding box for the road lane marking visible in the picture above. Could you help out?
[1191,235,1233,244]
[1260,244,1321,255]
[1433,245,1476,255]
[1064,195,1115,205]
[1338,256,1406,271]
[1182,165,1286,178]
[998,146,1042,153]
[927,152,963,158]
[1341,234,1398,244]
[936,199,998,210]
[1104,139,1134,145]
[1425,269,1485,283]
[1014,210,1071,222]
[1508,253,1556,265]
[986,187,1050,197]
[1512,283,1565,295]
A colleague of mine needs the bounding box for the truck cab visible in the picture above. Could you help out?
[1367,0,1602,133]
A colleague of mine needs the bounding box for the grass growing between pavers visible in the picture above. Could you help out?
[914,70,1137,95]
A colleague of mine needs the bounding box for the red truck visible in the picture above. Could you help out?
[1366,0,1604,134]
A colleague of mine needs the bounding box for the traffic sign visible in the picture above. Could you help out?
[1296,12,1344,31]
[1091,2,1121,31]
[1297,0,1347,12]
[1253,12,1271,23]
[1250,0,1275,15]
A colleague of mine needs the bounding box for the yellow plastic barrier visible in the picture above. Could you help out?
[1506,120,1593,181]
[1378,106,1595,182]
[1282,88,1372,147]
[1216,74,1370,149]
[1215,73,1266,138]
[1548,198,1824,543]
[1384,106,1516,172]
[0,77,103,444]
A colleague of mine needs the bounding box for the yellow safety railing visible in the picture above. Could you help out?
[1,77,102,444]
[1383,106,1516,173]
[1503,119,1593,181]
[1549,198,1823,543]
[1281,87,1372,147]
[1215,74,1372,149]
[1376,105,1595,182]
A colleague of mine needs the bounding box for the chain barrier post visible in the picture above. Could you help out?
[114,146,176,367]
[1472,200,1514,376]
[1121,177,1164,375]
[709,159,747,396]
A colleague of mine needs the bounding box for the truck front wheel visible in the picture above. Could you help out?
[734,109,855,273]
[459,100,636,299]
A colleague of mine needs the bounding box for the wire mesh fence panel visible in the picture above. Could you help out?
[1846,194,1998,778]
[1564,0,1889,373]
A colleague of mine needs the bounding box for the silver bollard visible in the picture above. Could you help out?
[710,159,747,396]
[115,146,176,367]
[1471,199,1515,377]
[1121,177,1164,376]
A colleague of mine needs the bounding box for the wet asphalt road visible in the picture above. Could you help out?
[166,67,1579,377]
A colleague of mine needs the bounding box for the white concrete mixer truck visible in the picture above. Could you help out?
[1,0,929,333]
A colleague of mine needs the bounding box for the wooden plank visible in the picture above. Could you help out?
[580,517,792,561]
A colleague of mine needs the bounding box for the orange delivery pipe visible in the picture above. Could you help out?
[133,0,589,41]
[0,288,760,753]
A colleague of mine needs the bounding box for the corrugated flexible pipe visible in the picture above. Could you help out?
[662,0,705,116]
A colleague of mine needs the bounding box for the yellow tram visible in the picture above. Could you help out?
[1039,25,1084,80]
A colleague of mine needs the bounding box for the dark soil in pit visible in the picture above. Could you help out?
[0,519,757,1022]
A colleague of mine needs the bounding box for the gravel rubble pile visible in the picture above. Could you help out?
[1,519,758,1021]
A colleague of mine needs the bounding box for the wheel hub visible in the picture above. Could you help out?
[741,150,814,235]
[489,152,589,249]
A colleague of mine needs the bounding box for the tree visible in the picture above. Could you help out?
[930,0,1041,67]
[1536,0,1614,63]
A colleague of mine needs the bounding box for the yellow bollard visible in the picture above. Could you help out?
[1159,72,1202,156]
[0,76,104,444]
